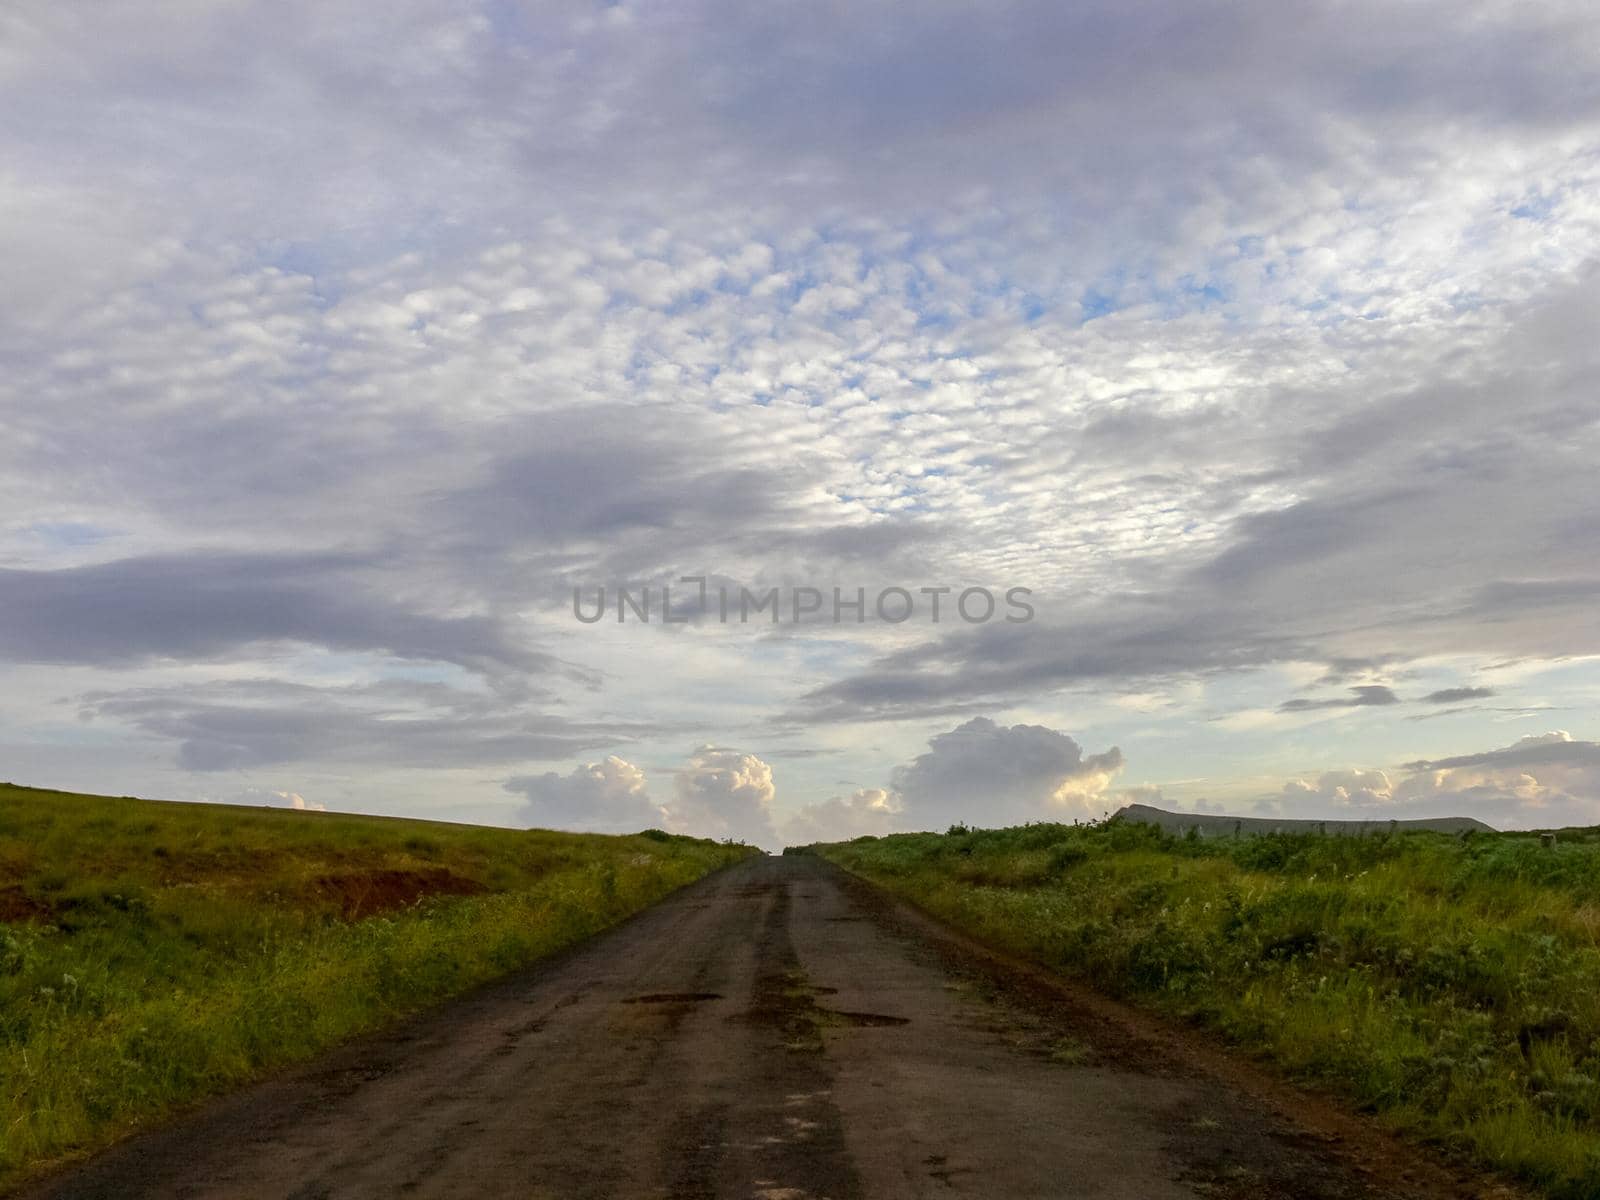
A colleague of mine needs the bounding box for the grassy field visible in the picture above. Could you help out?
[814,819,1600,1199]
[0,783,753,1191]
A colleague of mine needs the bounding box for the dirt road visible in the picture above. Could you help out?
[24,856,1509,1200]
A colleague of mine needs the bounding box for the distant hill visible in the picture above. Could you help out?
[1112,802,1495,838]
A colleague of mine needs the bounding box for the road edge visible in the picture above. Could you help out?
[6,856,761,1200]
[818,855,1535,1200]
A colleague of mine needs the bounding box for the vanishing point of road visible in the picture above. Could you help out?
[25,856,1512,1200]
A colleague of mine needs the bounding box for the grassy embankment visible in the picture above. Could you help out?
[0,783,753,1190]
[816,819,1600,1199]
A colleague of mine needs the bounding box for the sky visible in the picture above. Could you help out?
[2,0,1599,848]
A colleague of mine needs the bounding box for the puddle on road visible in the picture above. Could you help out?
[622,992,724,1004]
[826,1011,911,1028]
[735,970,910,1050]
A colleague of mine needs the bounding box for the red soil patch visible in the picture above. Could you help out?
[0,885,55,924]
[313,868,489,920]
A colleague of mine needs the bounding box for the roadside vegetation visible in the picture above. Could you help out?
[816,818,1600,1199]
[0,783,752,1191]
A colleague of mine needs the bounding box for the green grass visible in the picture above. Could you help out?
[814,819,1600,1199]
[0,783,754,1191]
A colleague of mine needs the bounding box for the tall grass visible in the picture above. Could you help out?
[817,819,1600,1199]
[0,784,753,1190]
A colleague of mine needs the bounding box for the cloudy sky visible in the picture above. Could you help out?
[3,0,1599,846]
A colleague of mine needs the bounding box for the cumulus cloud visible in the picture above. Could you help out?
[505,756,662,833]
[781,787,903,845]
[218,785,326,812]
[663,746,779,846]
[1390,733,1600,827]
[503,746,782,842]
[890,718,1124,830]
[1281,769,1397,809]
[1381,733,1600,825]
[780,723,1134,842]
[1116,784,1186,811]
[1276,733,1600,828]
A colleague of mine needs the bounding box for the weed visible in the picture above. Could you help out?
[818,820,1600,1200]
[0,784,752,1190]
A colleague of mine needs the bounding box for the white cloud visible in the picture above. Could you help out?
[663,745,778,847]
[505,755,662,833]
[890,718,1125,830]
[504,746,780,843]
[781,787,902,845]
[0,1,1598,831]
[1393,732,1600,827]
[1274,733,1600,828]
[1281,769,1396,809]
[210,785,326,811]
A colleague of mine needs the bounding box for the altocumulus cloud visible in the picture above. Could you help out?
[0,0,1597,831]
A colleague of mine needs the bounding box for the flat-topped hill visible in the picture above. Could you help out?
[1113,801,1495,837]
